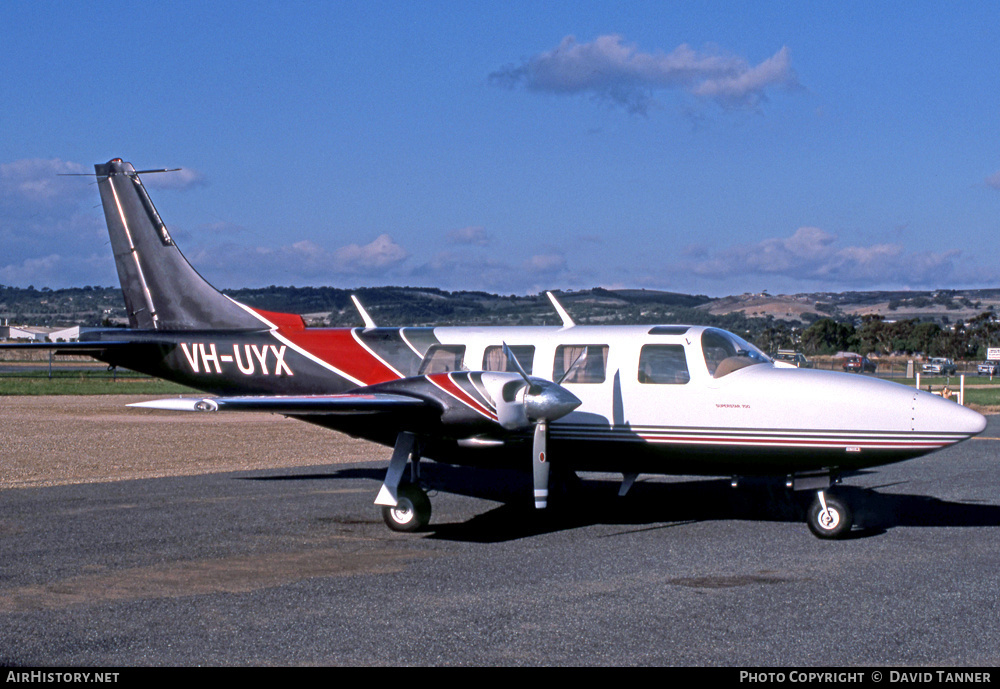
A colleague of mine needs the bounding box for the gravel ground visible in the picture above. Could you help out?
[0,395,385,489]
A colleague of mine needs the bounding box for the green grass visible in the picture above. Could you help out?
[882,375,1000,407]
[956,387,1000,408]
[879,375,999,387]
[0,371,195,396]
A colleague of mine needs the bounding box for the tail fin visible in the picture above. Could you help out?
[95,159,264,330]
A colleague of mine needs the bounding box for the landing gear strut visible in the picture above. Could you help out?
[784,472,855,539]
[375,432,432,532]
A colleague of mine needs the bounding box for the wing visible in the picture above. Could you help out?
[128,393,427,415]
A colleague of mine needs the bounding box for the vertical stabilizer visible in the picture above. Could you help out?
[95,159,264,330]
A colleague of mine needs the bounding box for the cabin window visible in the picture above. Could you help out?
[553,345,609,384]
[637,345,690,384]
[701,329,770,378]
[418,345,466,375]
[356,329,423,377]
[483,345,535,374]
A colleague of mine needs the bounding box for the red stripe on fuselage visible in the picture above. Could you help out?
[250,308,306,330]
[635,434,950,449]
[427,373,498,421]
[276,327,402,386]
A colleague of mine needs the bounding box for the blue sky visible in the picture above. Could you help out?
[2,1,1000,297]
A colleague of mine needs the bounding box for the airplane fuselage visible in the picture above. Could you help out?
[86,319,986,477]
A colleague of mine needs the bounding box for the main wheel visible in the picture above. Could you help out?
[807,491,853,539]
[381,483,431,532]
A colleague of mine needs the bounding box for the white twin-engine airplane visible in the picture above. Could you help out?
[6,159,988,539]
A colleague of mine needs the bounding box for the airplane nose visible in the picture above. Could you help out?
[913,390,987,437]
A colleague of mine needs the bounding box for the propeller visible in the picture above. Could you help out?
[483,343,581,509]
[533,421,550,509]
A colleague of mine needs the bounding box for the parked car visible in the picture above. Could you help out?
[774,350,813,368]
[977,360,1000,376]
[922,357,957,375]
[842,356,877,373]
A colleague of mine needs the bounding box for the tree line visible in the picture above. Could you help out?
[4,283,998,361]
[755,313,1000,361]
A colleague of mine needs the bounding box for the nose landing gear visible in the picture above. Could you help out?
[807,490,853,539]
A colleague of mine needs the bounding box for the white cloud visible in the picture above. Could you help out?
[199,221,249,235]
[410,250,513,290]
[680,226,964,287]
[491,35,798,114]
[334,234,409,271]
[0,253,116,288]
[0,158,89,207]
[692,46,795,108]
[524,253,567,274]
[0,159,111,287]
[406,248,571,293]
[0,254,61,283]
[185,234,410,287]
[447,225,490,246]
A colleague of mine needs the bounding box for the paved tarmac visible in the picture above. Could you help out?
[1,418,999,666]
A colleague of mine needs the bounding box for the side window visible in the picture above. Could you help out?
[418,345,466,375]
[483,345,535,374]
[637,345,690,384]
[553,345,609,384]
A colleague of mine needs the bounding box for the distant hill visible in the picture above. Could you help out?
[702,289,1000,326]
[2,283,997,331]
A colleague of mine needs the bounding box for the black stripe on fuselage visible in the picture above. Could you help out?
[91,330,361,396]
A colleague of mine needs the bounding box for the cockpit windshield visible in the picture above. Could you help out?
[701,328,772,378]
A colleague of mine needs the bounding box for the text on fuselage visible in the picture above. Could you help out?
[179,343,293,376]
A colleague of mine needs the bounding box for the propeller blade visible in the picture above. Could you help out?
[556,346,589,385]
[532,421,550,509]
[502,342,532,387]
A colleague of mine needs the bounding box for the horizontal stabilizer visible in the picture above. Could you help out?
[0,340,139,356]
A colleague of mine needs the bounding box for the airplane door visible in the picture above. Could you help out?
[618,343,694,427]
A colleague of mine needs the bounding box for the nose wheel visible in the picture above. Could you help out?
[807,490,853,539]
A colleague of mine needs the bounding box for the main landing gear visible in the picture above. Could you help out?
[382,482,432,533]
[375,432,433,533]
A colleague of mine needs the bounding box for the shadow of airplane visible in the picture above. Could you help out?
[243,463,1000,543]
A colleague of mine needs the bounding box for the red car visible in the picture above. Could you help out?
[843,356,877,373]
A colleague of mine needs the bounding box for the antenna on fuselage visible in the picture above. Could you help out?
[545,291,575,328]
[351,294,377,328]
